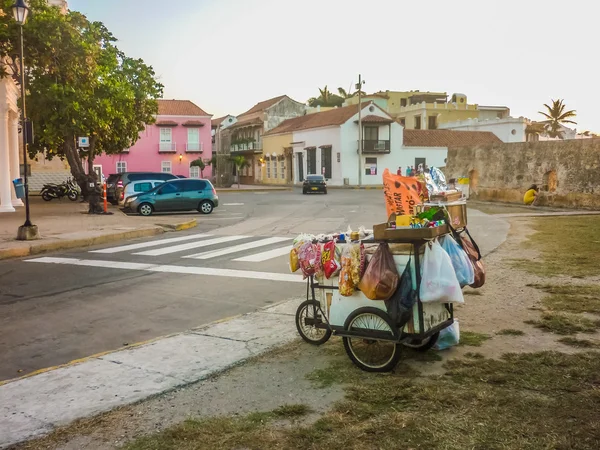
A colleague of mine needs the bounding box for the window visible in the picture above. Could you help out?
[428,116,437,130]
[365,157,377,176]
[321,147,332,179]
[157,183,179,195]
[161,161,172,173]
[306,148,317,175]
[134,182,153,192]
[267,160,271,178]
[414,116,422,130]
[116,161,127,173]
[400,98,407,107]
[190,165,200,178]
[273,159,278,179]
[399,118,406,127]
[160,128,173,151]
[187,128,200,151]
[183,180,207,191]
[364,126,378,141]
[280,160,285,179]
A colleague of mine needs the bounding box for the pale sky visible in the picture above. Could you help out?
[68,0,598,132]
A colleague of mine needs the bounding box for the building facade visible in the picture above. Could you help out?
[93,100,213,179]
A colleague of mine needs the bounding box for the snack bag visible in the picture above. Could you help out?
[298,242,321,279]
[349,243,365,286]
[382,168,422,219]
[339,246,355,296]
[289,246,299,273]
[321,241,341,279]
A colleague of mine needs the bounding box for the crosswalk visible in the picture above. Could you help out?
[26,233,303,284]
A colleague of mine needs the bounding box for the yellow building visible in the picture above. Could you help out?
[261,132,294,185]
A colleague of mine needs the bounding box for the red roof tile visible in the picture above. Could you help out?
[157,100,210,116]
[211,115,231,127]
[357,115,394,124]
[403,129,503,148]
[182,120,205,127]
[155,120,178,126]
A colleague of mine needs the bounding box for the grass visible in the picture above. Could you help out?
[458,331,491,347]
[558,337,600,349]
[497,328,526,336]
[525,312,600,335]
[529,283,600,315]
[126,351,600,450]
[513,216,600,278]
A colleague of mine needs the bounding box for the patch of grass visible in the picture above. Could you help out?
[403,348,443,362]
[272,404,312,418]
[497,328,526,336]
[127,351,600,450]
[463,290,483,296]
[464,352,485,359]
[558,337,600,349]
[525,312,600,335]
[529,283,600,315]
[459,331,491,347]
[515,216,600,278]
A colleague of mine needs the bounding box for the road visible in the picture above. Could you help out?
[0,189,508,381]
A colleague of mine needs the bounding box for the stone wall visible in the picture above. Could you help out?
[445,138,600,209]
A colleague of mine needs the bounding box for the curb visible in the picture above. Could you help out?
[217,188,292,193]
[328,186,383,190]
[157,219,197,232]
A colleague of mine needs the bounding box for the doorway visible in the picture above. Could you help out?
[297,153,304,182]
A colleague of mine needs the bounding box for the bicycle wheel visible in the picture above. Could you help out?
[402,332,440,352]
[342,307,402,372]
[295,300,332,345]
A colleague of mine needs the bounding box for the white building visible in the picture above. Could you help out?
[439,117,529,143]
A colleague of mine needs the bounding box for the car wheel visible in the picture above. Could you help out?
[138,203,153,216]
[198,200,213,214]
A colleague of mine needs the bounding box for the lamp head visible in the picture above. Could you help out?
[12,0,29,25]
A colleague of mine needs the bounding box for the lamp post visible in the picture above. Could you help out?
[356,74,365,186]
[12,0,38,240]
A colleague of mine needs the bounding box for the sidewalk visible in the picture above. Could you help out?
[0,198,197,260]
[217,184,291,192]
[0,299,300,448]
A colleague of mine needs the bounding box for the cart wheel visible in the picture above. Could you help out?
[402,332,440,352]
[342,307,402,372]
[295,300,332,345]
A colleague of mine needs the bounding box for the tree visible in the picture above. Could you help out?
[538,99,577,139]
[307,85,344,108]
[0,1,163,211]
[230,155,248,188]
[190,158,207,178]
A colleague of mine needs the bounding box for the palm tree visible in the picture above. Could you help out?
[230,155,248,188]
[538,99,577,139]
[338,85,366,99]
[307,85,344,107]
[190,158,207,178]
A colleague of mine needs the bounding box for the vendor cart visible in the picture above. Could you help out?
[295,226,455,373]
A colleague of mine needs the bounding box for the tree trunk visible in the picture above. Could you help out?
[63,135,101,213]
[237,165,240,189]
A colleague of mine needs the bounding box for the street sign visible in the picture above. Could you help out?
[78,137,90,148]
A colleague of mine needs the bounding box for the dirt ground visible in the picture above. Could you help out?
[12,216,600,450]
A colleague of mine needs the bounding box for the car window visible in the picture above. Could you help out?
[307,175,324,181]
[134,182,153,192]
[183,180,207,191]
[153,181,165,188]
[158,173,177,181]
[157,183,179,195]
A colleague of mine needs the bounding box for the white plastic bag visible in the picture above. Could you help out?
[420,240,464,304]
[434,319,460,350]
[440,235,475,287]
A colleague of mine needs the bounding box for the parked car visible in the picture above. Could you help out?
[124,179,219,216]
[108,172,178,204]
[118,180,165,206]
[302,174,327,194]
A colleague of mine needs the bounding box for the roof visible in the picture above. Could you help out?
[403,129,503,148]
[265,102,387,136]
[211,115,232,127]
[155,120,178,126]
[182,120,205,127]
[229,117,264,129]
[357,115,394,124]
[157,100,210,116]
[238,95,287,117]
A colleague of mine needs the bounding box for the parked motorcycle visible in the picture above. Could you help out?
[41,178,79,202]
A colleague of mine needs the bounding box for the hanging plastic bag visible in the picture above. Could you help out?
[458,228,486,289]
[434,319,460,350]
[298,242,321,279]
[440,235,475,287]
[420,240,464,304]
[321,241,341,279]
[339,246,355,296]
[348,243,365,286]
[358,243,399,301]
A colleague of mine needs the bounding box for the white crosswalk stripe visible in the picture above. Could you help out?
[133,235,249,257]
[233,245,292,262]
[183,237,290,260]
[90,233,213,254]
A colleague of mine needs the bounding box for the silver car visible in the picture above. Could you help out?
[119,180,165,206]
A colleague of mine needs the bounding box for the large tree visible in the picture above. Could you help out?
[0,0,163,207]
[307,85,344,108]
[538,99,577,139]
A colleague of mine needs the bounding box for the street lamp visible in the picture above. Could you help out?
[12,0,38,240]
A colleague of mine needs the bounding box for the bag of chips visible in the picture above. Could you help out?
[289,246,299,273]
[298,242,321,279]
[349,243,365,286]
[321,241,341,279]
[339,246,355,296]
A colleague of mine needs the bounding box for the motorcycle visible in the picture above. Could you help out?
[41,178,79,202]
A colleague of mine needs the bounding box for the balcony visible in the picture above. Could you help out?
[360,140,390,154]
[230,140,263,153]
[158,142,177,153]
[186,142,203,153]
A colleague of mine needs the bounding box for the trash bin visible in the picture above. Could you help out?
[12,178,25,199]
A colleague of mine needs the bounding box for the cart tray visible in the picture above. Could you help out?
[373,223,449,241]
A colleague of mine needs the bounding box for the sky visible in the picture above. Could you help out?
[68,0,598,132]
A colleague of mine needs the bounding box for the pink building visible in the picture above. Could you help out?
[94,100,213,179]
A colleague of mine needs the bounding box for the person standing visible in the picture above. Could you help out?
[397,167,402,176]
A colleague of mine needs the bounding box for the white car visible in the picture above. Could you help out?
[119,180,165,206]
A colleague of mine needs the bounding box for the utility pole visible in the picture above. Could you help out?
[356,74,365,186]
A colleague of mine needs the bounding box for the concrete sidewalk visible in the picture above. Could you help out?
[0,300,300,448]
[0,198,197,260]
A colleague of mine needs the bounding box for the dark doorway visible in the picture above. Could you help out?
[415,157,426,168]
[297,153,304,182]
[321,147,332,179]
[306,148,317,175]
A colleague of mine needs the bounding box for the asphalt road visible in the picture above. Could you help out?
[0,189,509,381]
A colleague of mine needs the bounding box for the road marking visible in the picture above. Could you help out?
[223,203,244,206]
[183,237,290,260]
[133,235,249,256]
[90,233,213,254]
[233,245,291,262]
[26,257,304,283]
